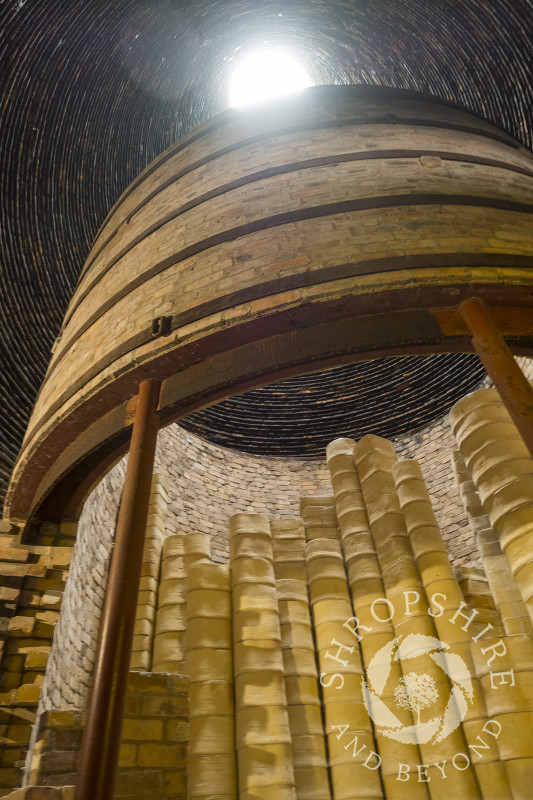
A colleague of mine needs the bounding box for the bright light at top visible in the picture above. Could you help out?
[229,48,312,107]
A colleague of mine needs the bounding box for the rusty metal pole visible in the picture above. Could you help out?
[459,297,533,457]
[75,379,161,800]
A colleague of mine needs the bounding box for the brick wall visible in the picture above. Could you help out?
[0,532,73,795]
[38,427,331,712]
[38,460,126,714]
[28,356,533,763]
[6,354,533,793]
[26,672,187,800]
[39,412,484,716]
[155,425,332,562]
[11,86,533,530]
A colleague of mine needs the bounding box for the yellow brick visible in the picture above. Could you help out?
[16,684,41,705]
[50,549,73,567]
[6,725,32,744]
[59,521,78,537]
[25,651,49,670]
[34,610,59,625]
[166,719,188,742]
[0,547,28,563]
[127,672,169,693]
[0,747,25,767]
[0,767,20,788]
[39,593,62,610]
[137,743,185,767]
[22,672,44,687]
[164,770,186,795]
[122,718,163,741]
[4,706,35,725]
[118,743,137,768]
[0,672,22,690]
[130,650,151,672]
[44,710,80,728]
[8,617,35,636]
[133,618,152,637]
[139,558,159,579]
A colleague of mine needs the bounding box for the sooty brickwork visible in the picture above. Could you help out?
[2,0,533,505]
[38,461,126,713]
[40,354,533,711]
[40,413,485,712]
[181,354,486,458]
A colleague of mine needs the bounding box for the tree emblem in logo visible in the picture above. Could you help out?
[361,634,473,744]
[394,672,439,727]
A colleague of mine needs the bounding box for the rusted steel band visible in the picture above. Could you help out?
[23,254,533,455]
[77,144,533,302]
[48,193,533,375]
[84,89,520,281]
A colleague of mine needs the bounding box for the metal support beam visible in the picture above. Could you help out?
[459,297,533,457]
[75,379,161,800]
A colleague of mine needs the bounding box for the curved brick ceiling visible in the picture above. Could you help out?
[1,1,531,498]
[181,355,487,458]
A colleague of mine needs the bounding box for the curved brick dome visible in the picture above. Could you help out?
[181,354,487,457]
[2,1,533,506]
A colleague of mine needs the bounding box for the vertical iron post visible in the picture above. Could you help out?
[459,297,533,457]
[75,379,161,800]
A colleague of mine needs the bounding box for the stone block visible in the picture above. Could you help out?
[0,548,28,564]
[122,718,163,741]
[165,719,188,742]
[137,743,186,768]
[15,684,41,706]
[163,769,186,796]
[25,652,49,671]
[0,767,20,788]
[115,769,162,797]
[140,694,187,718]
[118,743,137,768]
[8,618,35,636]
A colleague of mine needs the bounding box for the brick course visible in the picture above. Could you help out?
[0,532,73,795]
[9,87,533,529]
[39,404,496,715]
[26,673,187,800]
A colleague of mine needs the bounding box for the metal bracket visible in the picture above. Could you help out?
[151,316,172,338]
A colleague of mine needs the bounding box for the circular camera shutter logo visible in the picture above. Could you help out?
[361,634,474,745]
